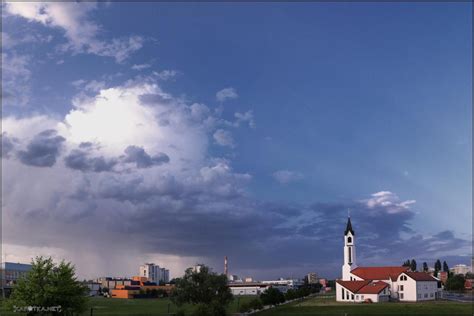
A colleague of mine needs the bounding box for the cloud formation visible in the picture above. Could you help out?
[2,78,469,280]
[234,111,256,128]
[216,87,238,102]
[213,129,235,148]
[273,170,304,184]
[363,191,416,214]
[2,52,31,106]
[132,64,152,71]
[16,129,65,167]
[4,2,143,62]
[64,146,117,173]
[123,146,170,168]
[1,133,16,158]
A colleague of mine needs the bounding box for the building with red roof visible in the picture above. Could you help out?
[336,217,442,303]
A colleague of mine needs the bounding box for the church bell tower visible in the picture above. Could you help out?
[342,216,356,280]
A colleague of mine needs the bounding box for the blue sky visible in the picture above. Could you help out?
[2,2,471,279]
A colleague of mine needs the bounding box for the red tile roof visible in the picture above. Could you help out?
[358,281,389,294]
[337,280,389,294]
[405,272,437,282]
[336,280,371,293]
[351,266,409,281]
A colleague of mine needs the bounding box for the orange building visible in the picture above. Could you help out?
[111,285,141,299]
[111,276,175,299]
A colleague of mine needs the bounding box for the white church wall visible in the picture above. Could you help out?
[397,275,417,301]
[416,281,438,301]
[336,283,344,301]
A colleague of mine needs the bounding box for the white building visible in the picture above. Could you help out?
[229,282,270,296]
[336,217,441,303]
[227,274,242,282]
[140,263,170,284]
[261,278,303,289]
[450,264,470,275]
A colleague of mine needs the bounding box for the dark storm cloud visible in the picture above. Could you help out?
[123,145,170,168]
[64,143,169,173]
[5,164,470,279]
[64,149,118,172]
[80,182,469,274]
[17,129,65,167]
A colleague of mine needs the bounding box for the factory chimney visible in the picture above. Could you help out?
[224,256,228,276]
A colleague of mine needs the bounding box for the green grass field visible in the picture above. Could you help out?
[2,294,472,315]
[0,295,254,316]
[256,294,473,316]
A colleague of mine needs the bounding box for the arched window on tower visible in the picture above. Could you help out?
[347,236,352,243]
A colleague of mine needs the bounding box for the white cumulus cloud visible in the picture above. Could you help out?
[216,87,238,102]
[363,191,416,214]
[213,129,235,148]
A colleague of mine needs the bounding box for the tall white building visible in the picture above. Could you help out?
[139,263,170,284]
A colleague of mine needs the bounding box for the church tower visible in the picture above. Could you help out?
[342,216,356,280]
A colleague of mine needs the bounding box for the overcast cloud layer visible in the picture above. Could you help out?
[2,2,471,280]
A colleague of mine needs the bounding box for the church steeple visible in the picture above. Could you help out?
[344,217,355,236]
[342,215,356,280]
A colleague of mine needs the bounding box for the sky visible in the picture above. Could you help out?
[1,2,472,280]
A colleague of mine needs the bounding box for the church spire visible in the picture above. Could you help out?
[344,216,355,236]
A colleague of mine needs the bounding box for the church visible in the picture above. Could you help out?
[335,217,441,303]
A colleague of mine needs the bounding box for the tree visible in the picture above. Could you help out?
[434,259,442,275]
[445,275,465,292]
[260,287,285,306]
[410,259,417,272]
[402,260,411,267]
[443,261,449,273]
[171,265,232,316]
[422,262,429,272]
[284,289,297,301]
[7,256,88,315]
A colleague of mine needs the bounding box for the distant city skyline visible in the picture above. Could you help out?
[1,2,471,280]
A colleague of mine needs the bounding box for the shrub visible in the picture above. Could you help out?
[249,298,263,310]
[260,287,285,306]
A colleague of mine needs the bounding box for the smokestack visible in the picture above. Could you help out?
[224,256,228,276]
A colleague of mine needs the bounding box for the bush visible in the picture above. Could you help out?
[445,274,466,292]
[260,287,285,306]
[285,289,297,300]
[192,301,226,316]
[239,298,264,313]
[249,298,263,310]
[176,309,186,316]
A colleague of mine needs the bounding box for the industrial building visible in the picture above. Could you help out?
[1,262,32,297]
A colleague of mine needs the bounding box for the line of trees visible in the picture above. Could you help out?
[402,258,450,274]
